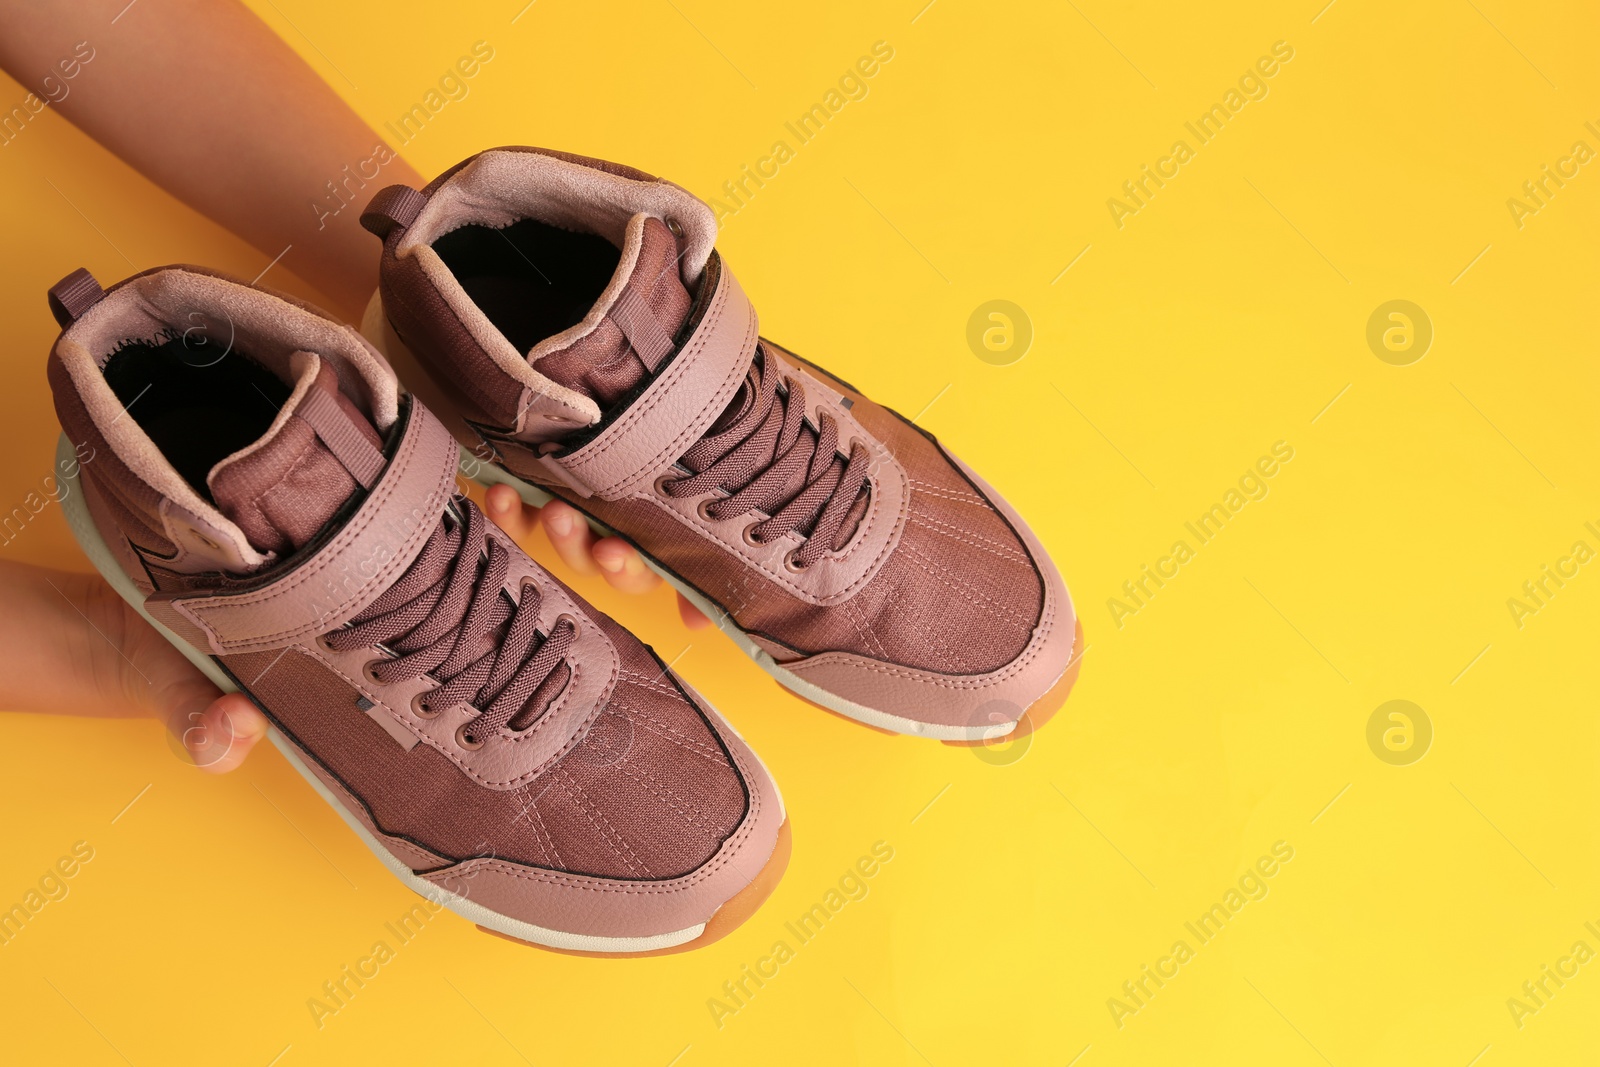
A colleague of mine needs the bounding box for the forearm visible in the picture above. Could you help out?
[0,0,422,320]
[0,562,138,718]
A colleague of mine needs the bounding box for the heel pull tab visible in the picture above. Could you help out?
[47,268,106,328]
[360,185,427,241]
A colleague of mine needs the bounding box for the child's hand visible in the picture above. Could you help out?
[483,484,710,630]
[0,561,267,773]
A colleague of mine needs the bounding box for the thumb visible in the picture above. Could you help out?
[163,688,270,774]
[1,563,269,774]
[89,578,271,773]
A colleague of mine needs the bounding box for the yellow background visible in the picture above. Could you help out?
[2,0,1598,1063]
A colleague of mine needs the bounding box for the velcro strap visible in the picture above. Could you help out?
[547,255,757,500]
[159,400,459,655]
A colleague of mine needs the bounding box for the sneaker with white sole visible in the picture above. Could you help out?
[359,146,1081,742]
[46,264,788,954]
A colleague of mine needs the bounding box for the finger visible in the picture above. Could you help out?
[541,500,601,577]
[483,484,534,541]
[483,497,705,625]
[186,694,269,774]
[94,583,266,774]
[678,592,711,630]
[592,537,663,595]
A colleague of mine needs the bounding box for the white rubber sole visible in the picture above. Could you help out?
[56,434,706,954]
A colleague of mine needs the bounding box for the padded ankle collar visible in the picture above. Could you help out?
[154,399,459,655]
[539,255,757,501]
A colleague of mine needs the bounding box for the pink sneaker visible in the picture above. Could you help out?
[360,146,1080,742]
[47,265,788,954]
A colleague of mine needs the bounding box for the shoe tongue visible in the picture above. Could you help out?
[208,352,388,556]
[530,214,692,408]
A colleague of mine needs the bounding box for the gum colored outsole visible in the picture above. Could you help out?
[942,616,1086,748]
[476,819,792,958]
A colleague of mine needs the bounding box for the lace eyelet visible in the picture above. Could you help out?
[554,612,579,634]
[315,634,337,653]
[742,523,767,547]
[411,691,439,719]
[653,474,676,498]
[664,216,684,237]
[784,550,810,573]
[363,660,386,685]
[456,722,486,750]
[696,499,718,522]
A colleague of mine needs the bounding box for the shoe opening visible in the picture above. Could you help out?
[433,218,621,356]
[102,336,290,497]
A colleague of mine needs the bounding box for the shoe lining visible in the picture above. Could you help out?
[102,338,290,498]
[433,219,620,356]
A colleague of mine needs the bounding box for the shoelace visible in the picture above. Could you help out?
[661,348,871,570]
[323,498,576,745]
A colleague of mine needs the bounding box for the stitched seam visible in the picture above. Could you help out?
[531,342,911,606]
[488,530,624,756]
[791,590,1060,690]
[419,739,767,894]
[890,581,976,672]
[812,443,908,593]
[615,668,685,698]
[783,357,910,582]
[603,692,729,764]
[314,648,416,742]
[249,430,319,519]
[624,718,730,764]
[843,600,891,661]
[901,544,1033,627]
[310,583,621,790]
[907,477,987,506]
[321,657,610,792]
[496,656,584,751]
[907,511,1030,564]
[556,768,650,878]
[198,416,436,624]
[508,782,552,866]
[523,790,565,870]
[614,761,719,831]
